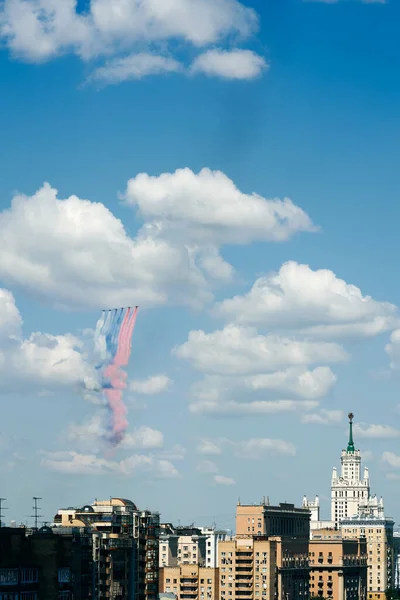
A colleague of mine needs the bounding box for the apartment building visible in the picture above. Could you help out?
[0,525,89,599]
[218,535,309,600]
[309,532,367,599]
[341,511,394,600]
[159,564,219,600]
[159,526,228,569]
[53,497,160,600]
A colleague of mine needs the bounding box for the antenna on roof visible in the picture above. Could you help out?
[31,497,42,530]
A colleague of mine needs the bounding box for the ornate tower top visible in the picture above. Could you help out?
[347,412,355,453]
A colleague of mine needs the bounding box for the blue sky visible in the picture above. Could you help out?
[1,0,400,530]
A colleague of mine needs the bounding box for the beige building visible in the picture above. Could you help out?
[218,535,309,600]
[309,531,367,599]
[159,564,219,600]
[236,501,310,539]
[341,513,395,600]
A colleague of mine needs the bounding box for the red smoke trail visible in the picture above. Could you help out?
[103,307,138,444]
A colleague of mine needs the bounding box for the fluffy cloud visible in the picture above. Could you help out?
[245,366,336,400]
[188,366,334,416]
[88,53,182,85]
[354,424,400,439]
[68,417,164,450]
[235,438,296,459]
[382,451,400,469]
[301,409,344,425]
[191,49,267,80]
[0,288,21,340]
[41,449,179,478]
[130,375,172,395]
[175,324,347,375]
[0,0,258,62]
[121,426,164,449]
[0,287,94,392]
[0,174,315,310]
[214,474,235,485]
[125,168,317,245]
[216,261,398,338]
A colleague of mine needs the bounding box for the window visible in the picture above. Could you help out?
[58,568,70,584]
[21,569,38,584]
[0,569,18,585]
[20,595,38,600]
[57,594,71,600]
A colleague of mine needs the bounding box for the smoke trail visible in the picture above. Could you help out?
[93,307,138,446]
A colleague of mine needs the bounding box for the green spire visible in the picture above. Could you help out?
[347,412,355,453]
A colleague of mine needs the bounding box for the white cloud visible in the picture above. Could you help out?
[385,329,400,369]
[235,438,296,459]
[197,439,223,455]
[125,168,317,246]
[41,449,179,478]
[382,451,400,469]
[301,409,344,425]
[191,48,267,80]
[68,418,164,450]
[245,366,336,400]
[0,287,94,392]
[197,460,219,473]
[190,398,318,416]
[0,288,22,340]
[216,261,398,338]
[214,474,235,485]
[88,53,182,85]
[0,0,258,62]
[130,375,172,395]
[354,424,400,439]
[0,174,315,310]
[174,324,347,375]
[122,426,164,449]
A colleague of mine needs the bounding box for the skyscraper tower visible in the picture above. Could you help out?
[331,413,370,528]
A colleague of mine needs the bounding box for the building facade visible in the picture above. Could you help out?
[341,512,395,600]
[218,535,310,600]
[159,564,219,600]
[53,497,160,600]
[309,535,367,600]
[159,526,228,569]
[236,501,310,539]
[0,525,90,600]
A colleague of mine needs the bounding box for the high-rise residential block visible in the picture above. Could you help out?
[53,497,160,600]
[0,525,91,599]
[218,535,310,600]
[341,512,394,600]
